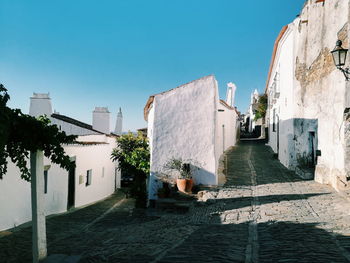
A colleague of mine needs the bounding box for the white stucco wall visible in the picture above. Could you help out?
[147,76,219,200]
[266,0,349,190]
[216,102,238,157]
[267,24,296,169]
[0,135,117,231]
[64,136,116,208]
[294,0,348,189]
[0,161,32,230]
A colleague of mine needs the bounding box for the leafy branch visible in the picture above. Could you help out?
[0,84,77,181]
[254,94,268,121]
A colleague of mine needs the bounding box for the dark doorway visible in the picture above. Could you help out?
[245,117,250,132]
[67,161,75,210]
[309,131,316,167]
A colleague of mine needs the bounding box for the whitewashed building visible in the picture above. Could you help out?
[265,0,350,191]
[0,93,121,231]
[144,75,239,200]
[248,89,260,133]
[266,24,296,169]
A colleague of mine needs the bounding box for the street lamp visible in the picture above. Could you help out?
[331,40,350,80]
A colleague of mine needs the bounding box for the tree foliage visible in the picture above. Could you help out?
[254,94,268,121]
[111,132,150,207]
[0,84,77,181]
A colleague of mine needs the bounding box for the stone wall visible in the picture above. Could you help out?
[292,0,349,190]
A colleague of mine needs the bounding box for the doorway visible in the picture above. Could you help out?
[67,161,75,210]
[308,131,316,167]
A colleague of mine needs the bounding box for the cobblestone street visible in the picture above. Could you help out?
[2,140,350,262]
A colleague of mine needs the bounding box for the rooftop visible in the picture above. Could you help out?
[51,113,104,134]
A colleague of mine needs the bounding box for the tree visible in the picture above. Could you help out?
[0,84,76,262]
[254,94,268,121]
[111,132,150,207]
[0,85,77,181]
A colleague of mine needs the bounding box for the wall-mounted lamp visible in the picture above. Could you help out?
[331,40,350,81]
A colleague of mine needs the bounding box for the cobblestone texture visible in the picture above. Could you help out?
[1,140,350,262]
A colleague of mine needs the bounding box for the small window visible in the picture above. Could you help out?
[86,169,92,186]
[44,170,48,194]
[102,167,105,178]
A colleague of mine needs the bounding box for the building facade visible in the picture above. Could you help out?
[144,75,238,200]
[0,94,121,231]
[266,0,350,190]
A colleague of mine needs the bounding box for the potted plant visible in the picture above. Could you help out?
[164,158,195,193]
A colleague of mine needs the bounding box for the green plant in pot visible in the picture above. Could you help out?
[164,158,195,193]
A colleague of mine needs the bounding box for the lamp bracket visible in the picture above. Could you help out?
[338,67,350,81]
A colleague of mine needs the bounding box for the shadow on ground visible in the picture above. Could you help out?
[203,193,327,211]
[156,220,350,263]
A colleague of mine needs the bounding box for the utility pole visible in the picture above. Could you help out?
[30,150,47,262]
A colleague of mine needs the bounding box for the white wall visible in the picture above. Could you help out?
[64,136,116,207]
[267,24,296,169]
[216,102,238,159]
[0,135,117,231]
[266,0,349,190]
[294,0,348,189]
[147,76,219,200]
[0,161,32,230]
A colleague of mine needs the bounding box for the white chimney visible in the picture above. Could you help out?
[114,107,123,135]
[92,107,110,134]
[226,82,237,107]
[29,93,53,117]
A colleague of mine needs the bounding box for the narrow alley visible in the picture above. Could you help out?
[2,140,350,263]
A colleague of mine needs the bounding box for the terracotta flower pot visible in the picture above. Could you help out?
[185,178,194,193]
[176,179,187,192]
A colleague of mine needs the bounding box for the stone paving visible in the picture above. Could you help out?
[1,140,350,262]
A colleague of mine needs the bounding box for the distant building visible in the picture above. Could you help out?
[137,127,148,137]
[243,89,263,137]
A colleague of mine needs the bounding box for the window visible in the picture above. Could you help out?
[273,109,276,132]
[86,169,92,186]
[44,170,48,194]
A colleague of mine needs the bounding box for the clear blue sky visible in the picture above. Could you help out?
[0,0,306,131]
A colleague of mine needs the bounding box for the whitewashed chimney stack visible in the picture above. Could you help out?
[92,107,110,134]
[29,93,53,117]
[114,107,123,135]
